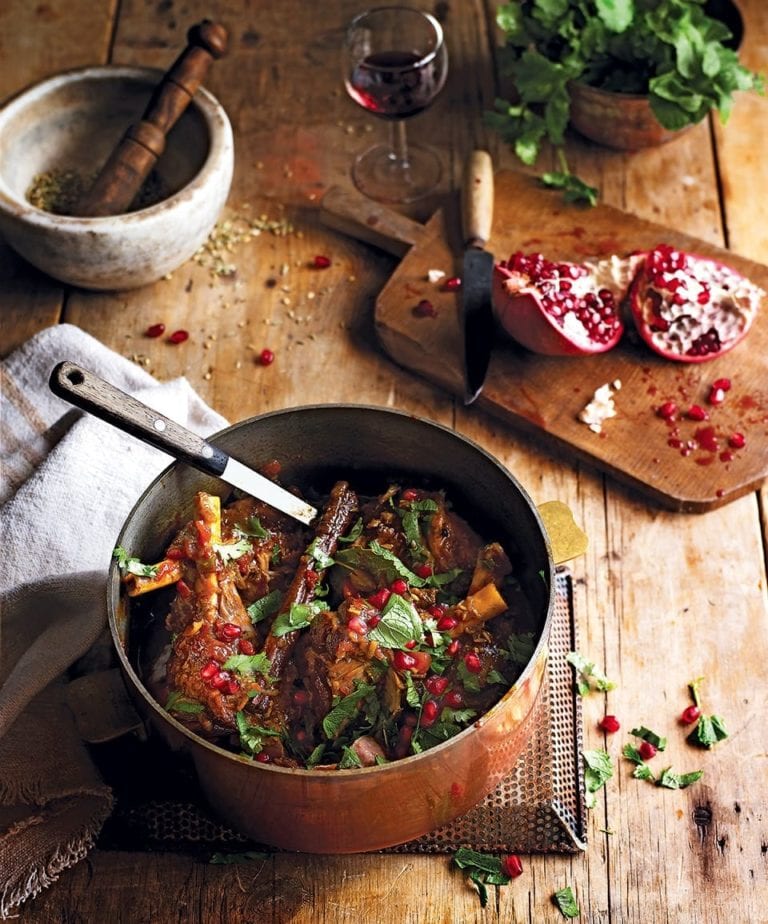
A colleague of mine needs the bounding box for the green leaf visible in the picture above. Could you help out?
[339,517,363,544]
[404,671,421,708]
[688,714,729,749]
[622,743,644,764]
[540,170,598,207]
[236,711,265,755]
[368,594,425,650]
[241,516,269,539]
[554,885,580,918]
[209,850,270,865]
[566,651,615,695]
[223,652,272,677]
[506,631,537,666]
[306,743,326,768]
[335,542,425,589]
[595,0,634,34]
[213,538,252,562]
[633,763,656,781]
[112,547,158,578]
[657,767,703,790]
[322,682,376,739]
[453,846,508,878]
[306,537,334,570]
[630,726,667,751]
[338,745,363,769]
[582,748,613,809]
[271,600,329,638]
[457,660,482,693]
[165,691,205,714]
[513,49,573,103]
[247,589,282,625]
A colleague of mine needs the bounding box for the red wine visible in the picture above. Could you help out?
[347,50,445,119]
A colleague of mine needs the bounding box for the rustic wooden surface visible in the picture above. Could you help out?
[1,1,766,922]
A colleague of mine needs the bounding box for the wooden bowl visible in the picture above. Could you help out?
[0,65,233,289]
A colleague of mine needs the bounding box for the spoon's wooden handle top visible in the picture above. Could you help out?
[76,20,228,217]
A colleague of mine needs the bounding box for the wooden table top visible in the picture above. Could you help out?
[2,2,766,921]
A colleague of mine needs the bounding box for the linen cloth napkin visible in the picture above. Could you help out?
[0,323,227,918]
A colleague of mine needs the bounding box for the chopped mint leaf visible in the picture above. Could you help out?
[487,669,507,685]
[322,682,376,739]
[657,767,704,790]
[582,748,613,809]
[339,517,363,544]
[306,537,334,570]
[566,651,615,695]
[236,711,265,755]
[404,671,421,708]
[165,691,205,714]
[633,763,656,782]
[452,848,513,908]
[622,743,644,764]
[338,745,363,769]
[688,714,729,749]
[242,516,269,539]
[209,850,271,864]
[271,599,329,638]
[223,652,272,677]
[630,726,667,751]
[247,589,282,624]
[553,885,580,918]
[506,632,536,666]
[306,743,326,768]
[456,659,482,693]
[368,593,425,650]
[112,546,158,578]
[213,538,252,562]
[336,541,426,588]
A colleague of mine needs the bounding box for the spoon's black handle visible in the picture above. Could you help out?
[49,360,229,476]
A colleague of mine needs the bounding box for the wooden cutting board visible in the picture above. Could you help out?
[321,173,768,512]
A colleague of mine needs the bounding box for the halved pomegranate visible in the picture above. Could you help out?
[629,244,763,363]
[492,251,640,356]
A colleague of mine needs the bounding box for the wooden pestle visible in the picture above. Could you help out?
[75,20,228,217]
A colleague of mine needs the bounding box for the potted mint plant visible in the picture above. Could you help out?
[487,0,763,202]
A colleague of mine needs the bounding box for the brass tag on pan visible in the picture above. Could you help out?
[537,500,588,564]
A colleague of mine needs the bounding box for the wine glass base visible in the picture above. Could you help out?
[351,143,442,204]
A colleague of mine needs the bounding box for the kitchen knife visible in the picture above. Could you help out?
[49,361,318,525]
[461,150,495,405]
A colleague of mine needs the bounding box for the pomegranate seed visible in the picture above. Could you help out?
[312,254,331,269]
[200,660,220,680]
[425,675,449,696]
[414,563,433,578]
[393,650,418,672]
[368,588,391,609]
[168,329,189,344]
[428,604,447,619]
[638,740,657,761]
[413,298,437,318]
[219,622,242,640]
[501,855,523,878]
[390,578,408,595]
[421,699,440,727]
[680,705,702,725]
[712,377,731,392]
[443,276,461,291]
[686,405,709,421]
[146,322,165,338]
[728,432,746,449]
[259,348,275,366]
[657,401,678,420]
[463,652,482,674]
[211,671,231,690]
[367,613,381,628]
[436,614,459,631]
[292,689,309,705]
[444,689,463,708]
[598,715,620,734]
[347,615,368,636]
[176,579,191,598]
[401,488,419,501]
[255,752,270,763]
[404,639,417,650]
[708,386,726,405]
[238,638,255,655]
[224,679,240,695]
[446,639,460,658]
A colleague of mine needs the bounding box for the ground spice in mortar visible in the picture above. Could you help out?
[26,168,167,215]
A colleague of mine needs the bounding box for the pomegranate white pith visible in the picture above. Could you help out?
[629,244,763,363]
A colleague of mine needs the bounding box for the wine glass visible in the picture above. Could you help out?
[342,6,448,203]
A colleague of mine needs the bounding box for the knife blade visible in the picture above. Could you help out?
[49,361,318,525]
[461,150,495,405]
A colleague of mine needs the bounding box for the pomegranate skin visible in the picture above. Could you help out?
[492,252,635,356]
[629,244,763,363]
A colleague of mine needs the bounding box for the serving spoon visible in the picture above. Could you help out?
[49,361,318,525]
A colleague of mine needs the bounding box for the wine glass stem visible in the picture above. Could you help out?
[389,120,409,168]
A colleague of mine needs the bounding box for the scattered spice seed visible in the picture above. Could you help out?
[146,323,166,338]
[258,348,275,366]
[168,329,189,344]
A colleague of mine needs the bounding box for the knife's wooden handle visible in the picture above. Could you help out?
[319,185,434,258]
[462,150,494,249]
[49,360,229,475]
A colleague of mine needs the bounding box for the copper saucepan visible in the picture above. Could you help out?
[108,405,584,853]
